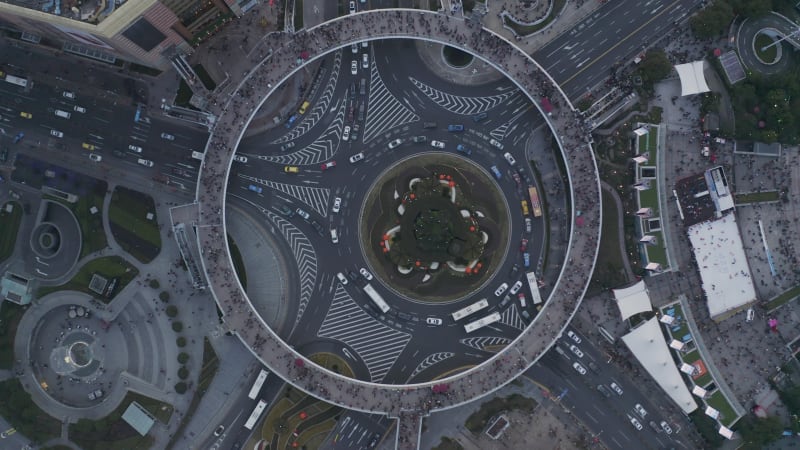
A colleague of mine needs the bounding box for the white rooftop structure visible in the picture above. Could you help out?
[675,61,711,96]
[693,385,708,398]
[719,426,734,439]
[621,318,698,414]
[706,406,720,419]
[687,214,757,320]
[612,281,652,321]
[706,166,735,213]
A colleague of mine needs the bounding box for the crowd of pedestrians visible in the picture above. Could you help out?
[192,9,602,446]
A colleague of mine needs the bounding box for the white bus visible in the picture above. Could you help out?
[248,369,269,400]
[244,399,268,430]
[4,75,28,88]
[464,312,501,333]
[526,272,543,305]
[364,284,390,313]
[451,298,489,322]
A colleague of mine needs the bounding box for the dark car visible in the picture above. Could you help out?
[423,122,437,129]
[508,264,520,277]
[0,148,8,163]
[456,144,472,155]
[310,220,324,235]
[597,385,612,398]
[347,271,359,281]
[472,112,488,122]
[447,124,464,132]
[277,204,294,217]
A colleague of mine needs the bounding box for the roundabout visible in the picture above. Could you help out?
[192,8,601,437]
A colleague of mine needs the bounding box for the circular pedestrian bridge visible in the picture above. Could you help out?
[195,9,601,417]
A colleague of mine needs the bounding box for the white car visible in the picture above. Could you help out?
[426,317,443,325]
[610,382,623,395]
[161,132,175,141]
[50,130,63,138]
[660,421,673,434]
[630,417,643,431]
[128,144,142,153]
[572,362,586,375]
[351,43,358,54]
[351,60,357,75]
[74,105,86,113]
[359,268,373,280]
[349,152,364,163]
[349,0,355,13]
[494,283,508,297]
[388,138,403,149]
[430,140,445,149]
[509,280,523,295]
[489,138,504,150]
[569,345,583,358]
[336,272,349,285]
[503,152,516,165]
[214,425,225,437]
[362,53,369,69]
[233,154,248,163]
[89,153,102,162]
[567,330,581,344]
[62,91,76,99]
[634,404,647,418]
[330,228,339,244]
[343,125,351,142]
[332,197,342,213]
[295,208,311,220]
[137,158,154,167]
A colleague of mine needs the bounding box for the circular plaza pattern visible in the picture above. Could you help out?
[196,9,601,416]
[359,153,510,302]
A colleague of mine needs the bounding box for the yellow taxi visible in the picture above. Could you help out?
[82,142,96,151]
[298,101,310,114]
[284,166,299,174]
[20,112,32,119]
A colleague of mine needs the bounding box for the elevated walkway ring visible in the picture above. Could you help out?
[195,9,601,415]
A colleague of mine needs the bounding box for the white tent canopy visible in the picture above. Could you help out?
[661,315,675,325]
[669,339,684,350]
[692,385,708,398]
[675,61,710,96]
[621,318,698,414]
[633,155,649,164]
[613,281,652,320]
[680,362,696,375]
[705,406,720,419]
[719,426,734,439]
[646,262,662,272]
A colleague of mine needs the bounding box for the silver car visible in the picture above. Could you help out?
[332,197,342,213]
[569,345,583,358]
[572,362,586,375]
[359,267,373,280]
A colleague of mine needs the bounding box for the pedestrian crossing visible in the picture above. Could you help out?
[273,50,343,144]
[264,210,318,328]
[408,352,455,381]
[238,173,331,217]
[409,77,519,115]
[499,304,526,330]
[318,285,412,383]
[257,98,346,166]
[362,58,419,144]
[459,336,511,352]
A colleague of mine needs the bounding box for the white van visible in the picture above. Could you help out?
[330,228,339,244]
[55,109,71,119]
[137,158,154,167]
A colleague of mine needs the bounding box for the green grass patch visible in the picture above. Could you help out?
[175,79,193,107]
[46,191,108,259]
[465,394,536,433]
[637,186,659,213]
[0,303,27,369]
[681,350,700,364]
[501,0,566,36]
[294,0,304,29]
[643,231,668,266]
[0,378,61,443]
[0,201,23,263]
[192,64,217,91]
[707,390,739,427]
[108,186,161,263]
[755,33,778,63]
[735,191,780,204]
[69,391,171,450]
[37,256,138,301]
[590,189,628,292]
[432,436,464,450]
[227,235,248,291]
[765,284,800,311]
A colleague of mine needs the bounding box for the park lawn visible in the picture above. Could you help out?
[681,350,701,365]
[644,231,668,266]
[707,390,738,427]
[47,193,107,259]
[590,189,628,292]
[765,284,800,311]
[693,372,713,388]
[0,302,26,369]
[0,379,62,443]
[735,191,780,204]
[0,201,23,263]
[465,394,536,433]
[638,187,659,213]
[37,256,138,301]
[108,187,161,263]
[664,304,690,339]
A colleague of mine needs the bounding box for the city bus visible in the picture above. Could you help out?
[464,312,501,333]
[248,369,269,400]
[528,187,542,218]
[244,399,268,430]
[526,271,543,305]
[364,284,390,313]
[451,298,489,322]
[4,74,28,88]
[521,200,529,216]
